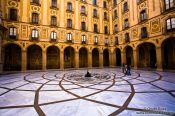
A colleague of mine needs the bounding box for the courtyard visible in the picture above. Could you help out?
[0,68,175,116]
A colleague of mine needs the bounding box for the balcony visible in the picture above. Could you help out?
[93,15,99,19]
[82,41,86,44]
[31,36,39,41]
[94,42,98,45]
[9,35,18,40]
[80,12,87,16]
[66,9,74,13]
[67,39,73,43]
[30,1,41,6]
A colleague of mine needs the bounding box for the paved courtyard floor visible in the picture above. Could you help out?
[0,68,175,116]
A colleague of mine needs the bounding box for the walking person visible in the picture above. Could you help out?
[127,65,131,76]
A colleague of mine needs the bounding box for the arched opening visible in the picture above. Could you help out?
[47,46,60,69]
[125,46,133,66]
[103,49,109,67]
[27,45,42,70]
[79,47,88,68]
[92,48,99,67]
[3,43,21,71]
[64,46,75,68]
[162,38,175,69]
[116,48,121,66]
[138,43,157,68]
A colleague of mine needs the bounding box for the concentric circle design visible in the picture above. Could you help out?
[0,68,175,116]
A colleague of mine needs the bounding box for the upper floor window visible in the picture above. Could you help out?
[125,33,130,43]
[51,0,57,8]
[67,19,72,28]
[81,22,86,31]
[113,0,117,6]
[31,0,39,4]
[114,24,118,33]
[114,10,117,18]
[104,38,109,45]
[67,2,72,11]
[104,12,107,20]
[123,2,128,12]
[103,1,107,8]
[51,31,57,40]
[81,6,86,14]
[115,37,119,45]
[140,10,147,21]
[124,19,129,28]
[31,29,39,39]
[32,13,39,24]
[165,0,174,10]
[94,24,98,33]
[51,16,57,26]
[9,9,17,21]
[93,0,97,5]
[93,9,98,17]
[9,27,17,39]
[67,33,72,41]
[141,27,148,38]
[81,35,86,44]
[104,26,108,34]
[94,36,98,44]
[166,18,175,31]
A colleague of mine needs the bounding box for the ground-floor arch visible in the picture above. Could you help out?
[162,37,175,69]
[103,49,109,67]
[64,46,75,68]
[79,47,88,68]
[125,46,134,66]
[92,48,99,67]
[27,45,42,70]
[137,43,157,68]
[3,43,21,71]
[115,48,121,66]
[47,46,60,69]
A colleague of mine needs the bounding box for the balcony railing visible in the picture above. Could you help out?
[9,34,18,40]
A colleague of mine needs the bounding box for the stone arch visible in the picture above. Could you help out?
[92,48,99,67]
[3,43,22,71]
[161,37,175,69]
[123,45,134,66]
[103,48,110,67]
[27,44,42,70]
[79,47,88,68]
[114,47,121,66]
[46,45,60,69]
[64,46,75,68]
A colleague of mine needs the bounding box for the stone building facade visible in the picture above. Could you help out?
[0,0,175,72]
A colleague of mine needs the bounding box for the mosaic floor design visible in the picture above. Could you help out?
[0,68,175,116]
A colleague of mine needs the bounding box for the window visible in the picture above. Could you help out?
[165,0,174,10]
[104,38,109,45]
[67,19,72,28]
[93,0,97,5]
[113,0,117,6]
[123,2,128,12]
[32,13,39,24]
[140,10,147,21]
[125,33,130,43]
[51,0,57,7]
[82,35,86,44]
[114,24,118,33]
[51,16,57,26]
[67,33,72,41]
[104,26,108,34]
[94,36,98,44]
[124,19,129,28]
[104,12,107,20]
[141,27,148,38]
[93,9,98,17]
[31,0,39,4]
[31,29,39,39]
[81,22,86,31]
[81,0,86,2]
[9,9,17,21]
[81,6,86,14]
[94,24,98,33]
[9,27,17,39]
[115,37,119,45]
[114,10,117,18]
[67,2,72,11]
[166,18,175,31]
[51,31,57,40]
[103,1,107,8]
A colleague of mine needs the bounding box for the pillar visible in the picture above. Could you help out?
[133,50,138,69]
[22,50,27,71]
[60,50,64,70]
[42,50,46,70]
[75,51,79,68]
[99,52,103,68]
[156,47,163,71]
[88,51,92,68]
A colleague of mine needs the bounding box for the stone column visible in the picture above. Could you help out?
[42,50,46,71]
[88,51,92,68]
[0,35,2,73]
[156,47,163,71]
[133,50,138,69]
[75,51,79,69]
[60,50,64,70]
[99,52,103,68]
[22,50,27,72]
[121,51,126,64]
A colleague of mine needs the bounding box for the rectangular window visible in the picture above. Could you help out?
[9,9,17,21]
